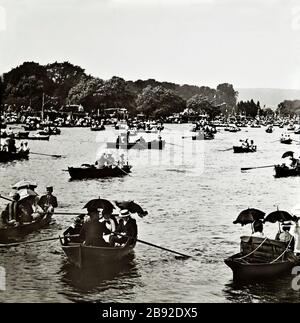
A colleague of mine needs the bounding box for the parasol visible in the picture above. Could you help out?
[281,151,294,159]
[114,200,148,217]
[83,198,115,213]
[12,180,37,190]
[264,210,297,223]
[233,208,265,226]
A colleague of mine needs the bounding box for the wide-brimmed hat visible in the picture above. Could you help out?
[119,209,130,218]
[282,221,292,227]
[18,188,38,201]
[87,207,99,214]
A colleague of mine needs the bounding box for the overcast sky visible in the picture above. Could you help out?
[0,0,299,89]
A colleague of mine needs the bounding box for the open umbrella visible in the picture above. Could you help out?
[281,151,294,159]
[114,200,148,217]
[233,208,265,226]
[264,210,296,223]
[12,180,37,190]
[83,198,115,213]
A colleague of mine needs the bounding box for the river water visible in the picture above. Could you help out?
[0,124,300,303]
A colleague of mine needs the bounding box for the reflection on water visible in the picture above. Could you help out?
[223,276,300,303]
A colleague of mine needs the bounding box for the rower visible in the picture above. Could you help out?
[251,220,265,238]
[63,215,85,243]
[0,193,22,227]
[6,134,17,153]
[79,207,111,247]
[37,186,58,212]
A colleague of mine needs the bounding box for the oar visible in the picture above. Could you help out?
[53,212,85,216]
[113,233,191,259]
[241,165,275,171]
[0,194,12,202]
[30,152,64,158]
[165,142,184,148]
[218,147,233,152]
[181,136,194,139]
[136,238,192,259]
[0,234,79,248]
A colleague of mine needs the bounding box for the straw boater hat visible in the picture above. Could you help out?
[119,209,130,218]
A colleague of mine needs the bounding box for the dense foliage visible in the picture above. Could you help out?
[2,61,238,117]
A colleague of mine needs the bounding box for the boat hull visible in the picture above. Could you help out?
[0,213,52,243]
[61,242,136,268]
[233,146,256,153]
[0,150,29,162]
[68,165,132,179]
[274,165,300,178]
[224,253,298,282]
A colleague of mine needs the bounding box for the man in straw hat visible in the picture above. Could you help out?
[110,209,137,247]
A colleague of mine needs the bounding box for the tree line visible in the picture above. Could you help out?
[1,61,240,118]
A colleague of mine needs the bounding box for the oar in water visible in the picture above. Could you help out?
[0,235,79,248]
[113,233,191,260]
[165,142,184,148]
[30,152,64,158]
[218,147,233,152]
[137,238,192,260]
[241,165,275,171]
[181,136,194,139]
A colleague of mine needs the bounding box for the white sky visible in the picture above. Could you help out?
[0,0,300,89]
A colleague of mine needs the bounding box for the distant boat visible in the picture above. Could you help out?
[274,165,300,178]
[68,165,132,180]
[233,145,257,153]
[0,213,52,243]
[0,149,29,163]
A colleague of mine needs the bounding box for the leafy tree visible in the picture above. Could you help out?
[136,85,185,117]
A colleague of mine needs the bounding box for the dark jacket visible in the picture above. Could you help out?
[38,194,58,210]
[115,217,137,245]
[79,221,111,247]
[1,201,22,224]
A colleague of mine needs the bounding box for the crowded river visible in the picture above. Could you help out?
[0,124,300,302]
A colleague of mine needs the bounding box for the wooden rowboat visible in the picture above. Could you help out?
[274,165,300,178]
[60,240,136,268]
[0,213,52,244]
[68,165,132,179]
[0,150,29,162]
[224,236,300,282]
[233,146,257,153]
[280,138,292,144]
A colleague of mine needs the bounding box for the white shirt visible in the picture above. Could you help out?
[251,232,265,238]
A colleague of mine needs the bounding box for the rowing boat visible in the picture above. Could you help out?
[107,140,165,150]
[224,236,300,281]
[0,213,52,244]
[0,149,29,162]
[274,165,300,178]
[68,165,132,179]
[60,240,136,268]
[233,146,257,153]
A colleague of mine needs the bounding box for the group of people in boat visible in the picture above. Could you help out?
[239,139,256,150]
[0,134,29,154]
[63,207,137,248]
[0,185,58,228]
[251,219,298,252]
[95,152,126,169]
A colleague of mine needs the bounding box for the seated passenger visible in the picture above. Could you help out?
[79,207,111,247]
[251,220,265,238]
[276,221,295,251]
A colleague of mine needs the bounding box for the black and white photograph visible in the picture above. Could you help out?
[1,0,300,306]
